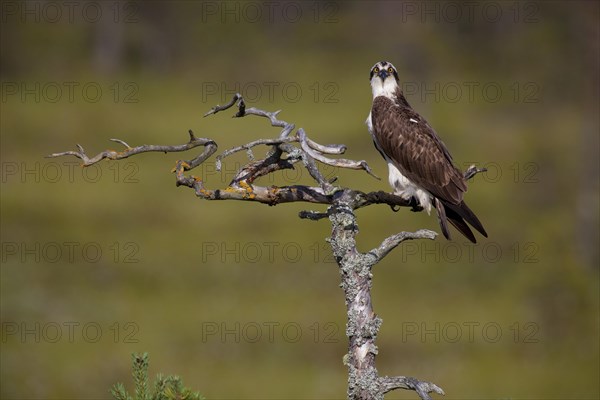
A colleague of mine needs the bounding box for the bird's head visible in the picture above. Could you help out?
[369,61,399,99]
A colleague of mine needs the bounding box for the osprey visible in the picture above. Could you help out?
[366,61,487,243]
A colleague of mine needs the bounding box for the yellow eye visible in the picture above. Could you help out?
[388,67,393,73]
[373,67,379,74]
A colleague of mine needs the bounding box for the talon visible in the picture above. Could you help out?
[409,196,423,212]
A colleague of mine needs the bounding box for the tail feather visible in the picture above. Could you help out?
[445,203,477,243]
[446,200,488,238]
[434,197,451,240]
[434,198,487,243]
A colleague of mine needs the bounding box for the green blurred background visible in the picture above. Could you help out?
[1,1,598,399]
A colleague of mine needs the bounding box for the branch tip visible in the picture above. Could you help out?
[380,375,445,399]
[361,160,381,180]
[464,164,487,180]
[109,138,131,149]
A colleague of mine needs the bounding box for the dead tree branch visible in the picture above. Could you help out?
[47,130,217,169]
[368,229,437,263]
[44,93,485,400]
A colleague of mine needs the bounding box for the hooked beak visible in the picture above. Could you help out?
[378,69,389,80]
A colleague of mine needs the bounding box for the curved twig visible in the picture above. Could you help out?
[380,376,445,399]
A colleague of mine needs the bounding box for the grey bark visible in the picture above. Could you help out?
[323,190,443,400]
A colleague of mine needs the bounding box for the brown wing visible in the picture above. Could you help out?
[371,95,467,205]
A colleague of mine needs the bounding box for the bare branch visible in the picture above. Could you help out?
[173,167,332,205]
[215,136,298,171]
[204,93,295,138]
[47,130,216,168]
[354,190,413,211]
[202,94,379,190]
[203,92,245,118]
[298,210,329,221]
[297,129,380,180]
[464,164,487,180]
[368,229,437,263]
[230,147,299,185]
[306,138,346,155]
[380,376,445,399]
[47,94,420,216]
[244,108,295,138]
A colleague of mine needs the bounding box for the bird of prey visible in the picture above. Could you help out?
[366,61,487,243]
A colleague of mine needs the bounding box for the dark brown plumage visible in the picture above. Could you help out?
[371,87,487,243]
